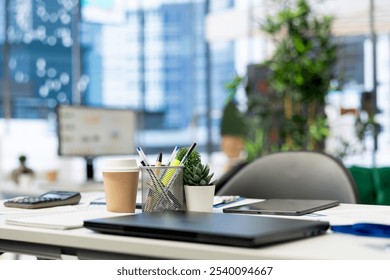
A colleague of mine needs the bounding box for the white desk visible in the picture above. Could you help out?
[1,194,390,259]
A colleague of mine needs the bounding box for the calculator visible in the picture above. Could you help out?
[3,191,81,209]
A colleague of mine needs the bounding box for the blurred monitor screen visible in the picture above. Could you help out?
[57,105,136,157]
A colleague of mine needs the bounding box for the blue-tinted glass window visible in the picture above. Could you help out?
[0,0,236,153]
[2,0,77,119]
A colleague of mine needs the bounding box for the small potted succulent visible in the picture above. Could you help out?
[184,162,216,187]
[176,147,217,212]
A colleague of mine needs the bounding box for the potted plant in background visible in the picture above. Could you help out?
[220,76,248,171]
[257,0,336,152]
[176,147,217,212]
[224,0,337,163]
[11,155,35,187]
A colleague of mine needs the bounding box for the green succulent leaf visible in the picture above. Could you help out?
[184,162,216,186]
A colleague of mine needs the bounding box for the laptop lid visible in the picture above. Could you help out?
[84,211,329,248]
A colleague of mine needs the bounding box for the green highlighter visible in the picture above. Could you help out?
[161,142,197,187]
[161,159,181,186]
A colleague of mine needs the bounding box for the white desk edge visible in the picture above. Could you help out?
[0,193,390,259]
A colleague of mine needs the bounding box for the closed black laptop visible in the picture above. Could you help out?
[84,211,329,248]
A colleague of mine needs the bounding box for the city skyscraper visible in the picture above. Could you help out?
[1,0,235,152]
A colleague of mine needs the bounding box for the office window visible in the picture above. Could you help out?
[0,0,236,156]
[335,36,365,86]
[209,0,234,12]
[0,0,78,119]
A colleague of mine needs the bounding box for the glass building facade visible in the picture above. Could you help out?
[1,0,76,119]
[0,0,235,153]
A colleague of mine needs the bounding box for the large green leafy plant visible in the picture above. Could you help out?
[256,0,336,152]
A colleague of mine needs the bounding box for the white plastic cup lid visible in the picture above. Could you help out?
[102,158,139,172]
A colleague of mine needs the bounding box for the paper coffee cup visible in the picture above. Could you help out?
[102,158,139,213]
[102,158,139,172]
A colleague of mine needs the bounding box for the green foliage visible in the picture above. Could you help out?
[262,0,336,101]
[184,163,216,186]
[225,75,244,103]
[220,101,247,136]
[176,147,201,170]
[219,0,336,160]
[355,114,380,146]
[309,116,330,142]
[19,155,27,163]
[220,75,248,137]
[258,0,336,151]
[176,147,216,186]
[176,147,201,185]
[245,129,264,162]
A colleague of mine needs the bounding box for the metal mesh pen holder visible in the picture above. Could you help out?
[141,165,184,212]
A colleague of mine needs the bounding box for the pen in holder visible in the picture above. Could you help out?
[141,165,184,212]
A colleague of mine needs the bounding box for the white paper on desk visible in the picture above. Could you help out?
[5,205,130,230]
[315,204,390,226]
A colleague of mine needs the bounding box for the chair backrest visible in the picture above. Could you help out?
[217,151,359,204]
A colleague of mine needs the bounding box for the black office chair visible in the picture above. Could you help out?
[217,151,359,203]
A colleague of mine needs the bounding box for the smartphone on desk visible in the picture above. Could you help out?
[3,191,81,209]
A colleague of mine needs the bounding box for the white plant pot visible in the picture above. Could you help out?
[184,185,215,212]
